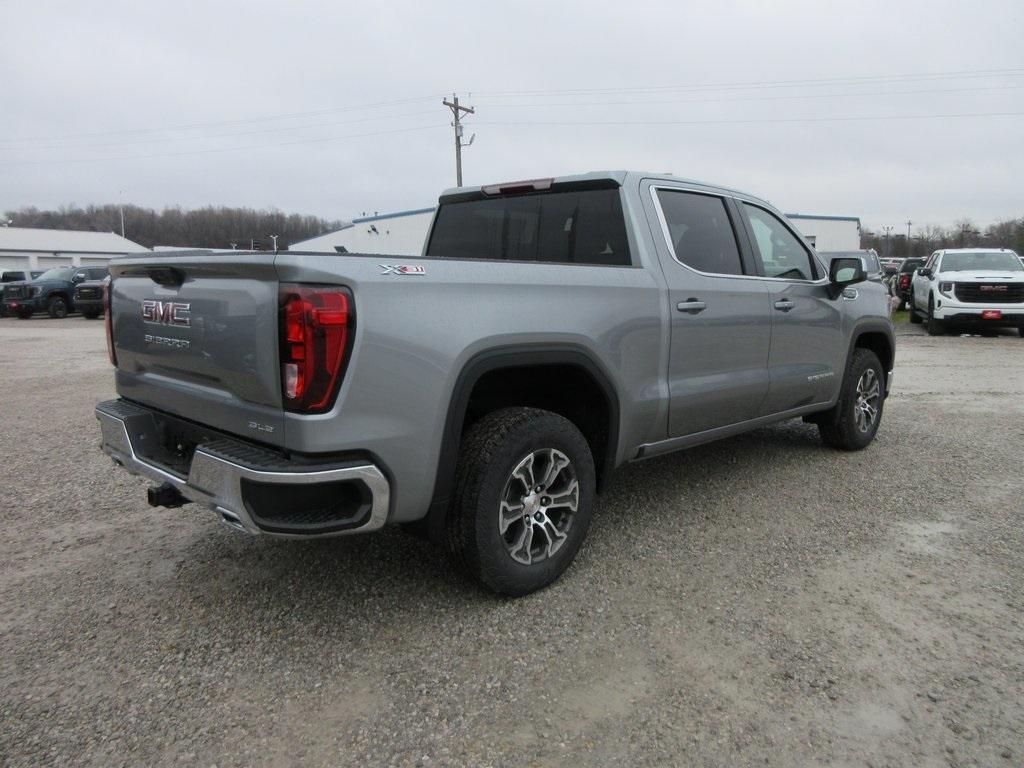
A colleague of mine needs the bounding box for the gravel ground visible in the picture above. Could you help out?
[1,316,1022,767]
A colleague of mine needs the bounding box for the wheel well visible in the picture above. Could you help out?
[425,350,619,542]
[854,331,893,375]
[462,363,613,487]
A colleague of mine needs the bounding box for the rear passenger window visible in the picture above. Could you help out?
[426,188,631,265]
[742,204,818,281]
[655,190,744,275]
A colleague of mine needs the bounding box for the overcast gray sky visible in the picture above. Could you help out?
[2,0,1022,231]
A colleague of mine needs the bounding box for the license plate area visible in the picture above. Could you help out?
[982,310,1003,320]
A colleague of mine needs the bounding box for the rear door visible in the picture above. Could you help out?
[736,203,845,414]
[643,183,772,436]
[109,252,285,446]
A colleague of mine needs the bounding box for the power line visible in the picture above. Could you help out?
[477,110,1024,128]
[0,123,449,167]
[0,109,440,152]
[473,83,1024,110]
[472,66,1024,99]
[0,94,445,144]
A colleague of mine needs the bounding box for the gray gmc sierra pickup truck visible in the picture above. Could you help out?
[96,171,894,595]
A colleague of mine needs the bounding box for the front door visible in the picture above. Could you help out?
[644,184,773,437]
[737,202,846,414]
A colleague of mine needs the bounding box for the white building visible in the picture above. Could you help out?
[0,227,149,271]
[291,208,435,256]
[291,206,862,257]
[784,214,862,252]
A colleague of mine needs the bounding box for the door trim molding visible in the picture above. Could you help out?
[633,402,831,460]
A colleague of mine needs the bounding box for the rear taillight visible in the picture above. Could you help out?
[103,280,116,366]
[278,284,353,413]
[899,275,910,289]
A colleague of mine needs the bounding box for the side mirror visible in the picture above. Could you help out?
[917,268,932,278]
[72,274,86,283]
[829,257,865,287]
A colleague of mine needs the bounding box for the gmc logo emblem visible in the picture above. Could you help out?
[979,285,1007,292]
[142,299,191,327]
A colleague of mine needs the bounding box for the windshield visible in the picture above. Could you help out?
[33,267,76,282]
[940,251,1023,272]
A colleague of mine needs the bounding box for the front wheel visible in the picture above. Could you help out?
[908,291,923,323]
[446,407,595,596]
[818,348,885,451]
[16,308,34,320]
[926,297,944,336]
[47,296,69,319]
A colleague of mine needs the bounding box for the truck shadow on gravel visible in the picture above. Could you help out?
[167,417,839,619]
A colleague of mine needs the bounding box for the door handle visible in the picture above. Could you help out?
[773,299,795,312]
[676,299,707,314]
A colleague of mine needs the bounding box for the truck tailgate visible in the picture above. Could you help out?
[109,252,285,447]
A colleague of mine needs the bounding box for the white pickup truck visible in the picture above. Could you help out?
[910,248,1024,336]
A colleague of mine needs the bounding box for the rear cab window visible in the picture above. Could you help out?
[654,189,745,276]
[426,183,631,266]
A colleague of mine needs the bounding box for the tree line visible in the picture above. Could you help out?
[862,215,1024,260]
[3,204,345,250]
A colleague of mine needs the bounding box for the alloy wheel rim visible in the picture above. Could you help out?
[498,448,578,565]
[853,369,881,433]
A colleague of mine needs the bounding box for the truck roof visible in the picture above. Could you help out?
[439,170,773,208]
[937,248,1018,254]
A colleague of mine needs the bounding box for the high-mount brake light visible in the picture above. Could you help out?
[103,280,116,366]
[480,178,555,196]
[279,284,353,413]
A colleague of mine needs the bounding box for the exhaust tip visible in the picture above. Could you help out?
[147,482,186,509]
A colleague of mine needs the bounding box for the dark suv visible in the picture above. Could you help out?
[892,258,924,310]
[3,266,108,319]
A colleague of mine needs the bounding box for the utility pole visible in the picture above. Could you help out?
[443,94,475,187]
[882,225,894,259]
[905,220,912,257]
[269,234,279,252]
[119,189,126,238]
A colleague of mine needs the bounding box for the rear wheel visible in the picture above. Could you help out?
[818,348,885,451]
[16,308,33,319]
[47,295,69,319]
[1018,325,1024,338]
[926,296,944,336]
[81,309,101,319]
[445,407,595,596]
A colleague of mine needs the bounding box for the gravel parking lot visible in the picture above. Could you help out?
[1,316,1022,767]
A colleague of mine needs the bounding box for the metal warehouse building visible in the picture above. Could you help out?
[785,214,861,251]
[291,208,862,256]
[0,227,149,271]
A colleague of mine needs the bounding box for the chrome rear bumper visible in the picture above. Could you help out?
[96,399,390,538]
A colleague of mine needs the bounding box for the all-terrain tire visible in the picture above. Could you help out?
[81,309,102,320]
[926,296,944,336]
[16,308,34,319]
[818,348,885,451]
[908,291,923,323]
[445,407,595,596]
[47,295,69,319]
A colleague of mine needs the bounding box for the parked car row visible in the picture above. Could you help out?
[1,266,109,319]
